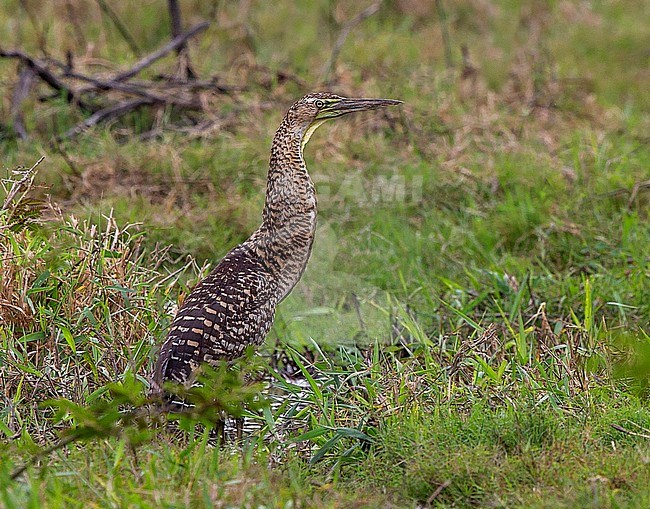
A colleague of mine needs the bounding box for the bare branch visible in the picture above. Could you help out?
[1,21,222,141]
[168,0,183,43]
[426,480,451,506]
[10,65,35,140]
[57,99,154,142]
[64,69,201,108]
[108,21,209,83]
[435,0,454,69]
[0,49,94,112]
[611,423,650,439]
[10,431,80,481]
[167,0,197,80]
[319,1,382,84]
[628,179,650,210]
[95,0,142,56]
[134,78,242,93]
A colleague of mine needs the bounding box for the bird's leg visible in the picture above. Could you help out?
[235,417,244,442]
[216,418,225,444]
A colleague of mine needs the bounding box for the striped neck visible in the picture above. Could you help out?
[263,118,316,225]
[243,117,318,299]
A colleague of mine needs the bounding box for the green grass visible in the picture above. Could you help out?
[1,0,649,507]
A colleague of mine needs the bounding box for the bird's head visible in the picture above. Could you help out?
[283,92,401,151]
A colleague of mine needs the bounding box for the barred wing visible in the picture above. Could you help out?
[154,248,278,387]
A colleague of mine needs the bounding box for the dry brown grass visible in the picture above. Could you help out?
[1,162,170,436]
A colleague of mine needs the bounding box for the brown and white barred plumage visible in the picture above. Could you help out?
[154,92,399,391]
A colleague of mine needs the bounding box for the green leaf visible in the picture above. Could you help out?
[310,433,343,464]
[333,427,373,441]
[19,332,45,343]
[287,349,322,402]
[60,327,76,354]
[289,426,330,442]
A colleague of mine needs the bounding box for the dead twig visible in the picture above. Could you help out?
[249,64,307,88]
[426,479,451,506]
[435,0,454,69]
[602,179,650,209]
[0,49,94,112]
[57,98,154,141]
[51,141,82,178]
[95,0,142,57]
[628,179,650,210]
[104,21,209,84]
[1,157,46,212]
[611,423,650,439]
[2,20,224,141]
[18,0,47,54]
[167,0,196,80]
[2,21,215,140]
[64,69,201,108]
[10,431,80,481]
[79,75,241,95]
[10,65,35,140]
[319,1,382,84]
[144,78,243,93]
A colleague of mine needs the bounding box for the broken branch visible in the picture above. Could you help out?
[10,65,35,140]
[0,48,94,112]
[57,98,153,141]
[319,1,382,83]
[110,21,209,83]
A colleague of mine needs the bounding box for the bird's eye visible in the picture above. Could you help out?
[314,99,325,109]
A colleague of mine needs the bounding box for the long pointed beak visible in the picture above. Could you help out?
[327,97,402,117]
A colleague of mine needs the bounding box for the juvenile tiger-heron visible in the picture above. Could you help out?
[154,92,400,394]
